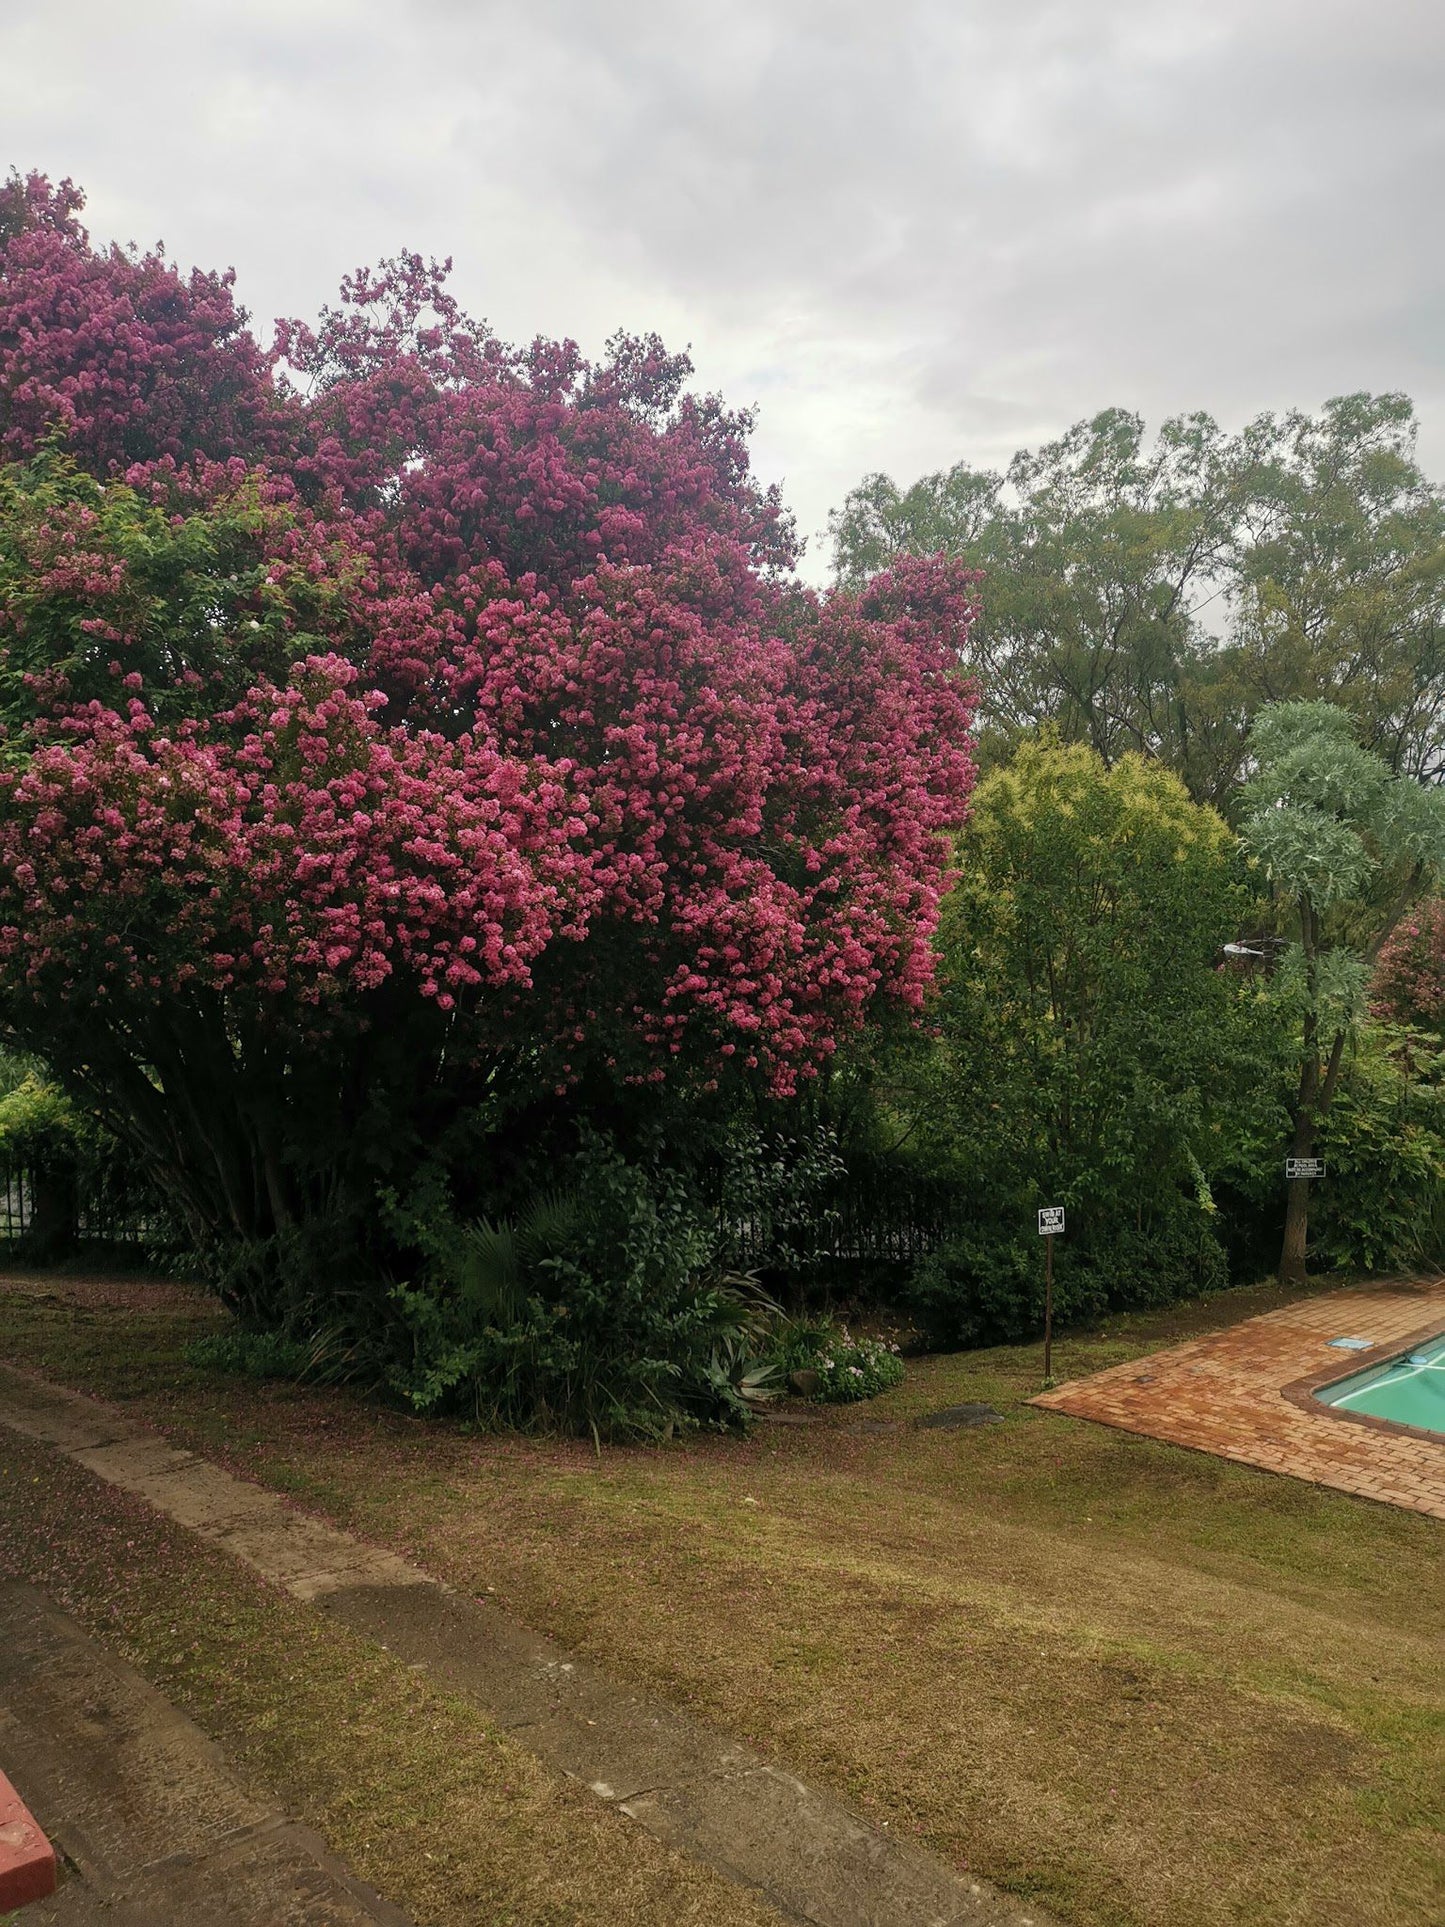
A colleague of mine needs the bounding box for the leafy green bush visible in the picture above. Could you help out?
[772,1318,904,1401]
[1088,1217,1231,1312]
[221,1133,785,1439]
[0,1052,183,1263]
[1208,1033,1445,1278]
[712,1122,848,1274]
[0,1045,44,1100]
[908,1233,1047,1349]
[1310,1057,1445,1272]
[908,1207,1228,1349]
[0,1069,82,1258]
[178,1113,908,1434]
[0,1071,78,1167]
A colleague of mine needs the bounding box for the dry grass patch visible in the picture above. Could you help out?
[0,1424,786,1927]
[3,1269,1443,1925]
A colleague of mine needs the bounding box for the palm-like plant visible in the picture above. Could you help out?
[455,1190,584,1326]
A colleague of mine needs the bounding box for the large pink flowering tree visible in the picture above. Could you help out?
[0,172,977,1293]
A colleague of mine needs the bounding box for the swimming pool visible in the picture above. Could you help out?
[1314,1331,1445,1438]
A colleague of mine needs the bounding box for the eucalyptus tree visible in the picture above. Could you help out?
[830,393,1445,802]
[1240,702,1445,1284]
[832,410,1247,792]
[1228,393,1445,782]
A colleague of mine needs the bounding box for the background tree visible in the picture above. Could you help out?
[1239,703,1445,1284]
[830,394,1445,802]
[1229,394,1445,782]
[1374,898,1445,1047]
[831,410,1242,794]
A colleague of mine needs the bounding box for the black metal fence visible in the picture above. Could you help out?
[2,1154,965,1273]
[0,1162,163,1248]
[721,1170,965,1274]
[0,1165,29,1243]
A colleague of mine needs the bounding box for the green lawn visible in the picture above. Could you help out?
[3,1268,1442,1927]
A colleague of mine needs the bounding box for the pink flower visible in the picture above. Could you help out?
[0,178,978,1098]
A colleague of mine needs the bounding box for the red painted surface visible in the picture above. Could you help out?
[0,1768,56,1910]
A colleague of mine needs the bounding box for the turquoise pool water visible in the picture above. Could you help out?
[1315,1331,1445,1437]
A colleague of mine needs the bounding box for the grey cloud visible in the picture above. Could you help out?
[1,0,1440,573]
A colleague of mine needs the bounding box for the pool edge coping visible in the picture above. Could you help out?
[1281,1313,1445,1449]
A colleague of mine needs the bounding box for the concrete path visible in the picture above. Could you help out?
[0,1364,1058,1927]
[0,1582,409,1925]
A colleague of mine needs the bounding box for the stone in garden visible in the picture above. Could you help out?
[914,1403,1004,1429]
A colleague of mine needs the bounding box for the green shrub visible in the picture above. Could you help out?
[216,1133,786,1439]
[1311,1061,1445,1272]
[0,1056,184,1264]
[1210,1035,1445,1278]
[0,1071,78,1166]
[0,1071,82,1258]
[908,1233,1049,1349]
[1081,1215,1230,1308]
[908,1207,1228,1349]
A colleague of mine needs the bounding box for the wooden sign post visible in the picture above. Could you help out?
[1038,1205,1065,1384]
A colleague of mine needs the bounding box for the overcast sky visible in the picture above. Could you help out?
[3,0,1442,577]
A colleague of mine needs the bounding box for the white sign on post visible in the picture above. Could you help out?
[1038,1205,1065,1237]
[1285,1158,1325,1180]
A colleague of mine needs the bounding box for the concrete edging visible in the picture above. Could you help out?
[0,1582,411,1924]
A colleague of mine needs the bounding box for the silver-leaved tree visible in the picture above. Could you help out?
[1241,702,1445,1283]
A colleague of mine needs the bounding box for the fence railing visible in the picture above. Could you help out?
[0,1166,30,1243]
[720,1171,965,1272]
[0,1163,161,1248]
[2,1159,966,1271]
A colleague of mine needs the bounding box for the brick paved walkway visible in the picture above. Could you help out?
[1031,1280,1445,1519]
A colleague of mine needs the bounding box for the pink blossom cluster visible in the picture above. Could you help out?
[2,663,578,1011]
[0,172,291,473]
[0,172,978,1094]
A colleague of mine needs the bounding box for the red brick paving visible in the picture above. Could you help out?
[1031,1279,1445,1519]
[0,1765,56,1912]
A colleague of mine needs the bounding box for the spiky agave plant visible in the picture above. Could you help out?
[688,1268,784,1417]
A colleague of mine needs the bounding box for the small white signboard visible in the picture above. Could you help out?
[1286,1158,1326,1180]
[1038,1205,1065,1237]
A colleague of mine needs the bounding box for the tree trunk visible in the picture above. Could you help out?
[1278,1018,1346,1288]
[1279,1146,1313,1287]
[44,982,457,1316]
[26,1162,77,1261]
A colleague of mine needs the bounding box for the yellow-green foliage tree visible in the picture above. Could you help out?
[911,739,1252,1342]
